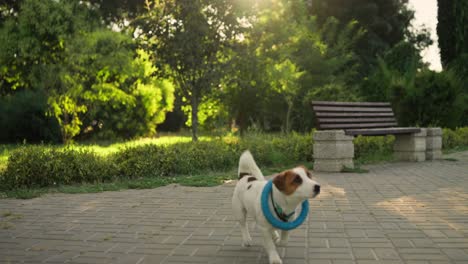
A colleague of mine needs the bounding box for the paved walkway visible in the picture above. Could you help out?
[1,152,468,264]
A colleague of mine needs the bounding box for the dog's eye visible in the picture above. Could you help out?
[293,175,302,184]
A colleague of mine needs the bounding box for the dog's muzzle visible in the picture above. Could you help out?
[313,184,320,197]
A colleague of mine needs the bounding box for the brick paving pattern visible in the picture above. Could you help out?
[1,152,468,264]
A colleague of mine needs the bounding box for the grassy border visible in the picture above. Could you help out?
[0,171,238,199]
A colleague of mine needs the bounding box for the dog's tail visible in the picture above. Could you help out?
[238,150,265,180]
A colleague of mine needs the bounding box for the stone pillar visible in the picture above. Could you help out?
[393,129,427,162]
[313,130,354,172]
[426,128,442,160]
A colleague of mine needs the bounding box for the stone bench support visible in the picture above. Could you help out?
[393,129,427,162]
[426,128,442,160]
[313,130,354,172]
[313,128,442,172]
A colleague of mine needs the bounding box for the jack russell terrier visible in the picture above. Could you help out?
[232,150,320,264]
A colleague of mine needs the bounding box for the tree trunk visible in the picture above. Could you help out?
[285,101,293,134]
[62,111,69,144]
[191,92,199,142]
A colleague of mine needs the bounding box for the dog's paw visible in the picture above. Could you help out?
[276,240,288,247]
[268,255,283,264]
[272,231,281,245]
[241,238,252,247]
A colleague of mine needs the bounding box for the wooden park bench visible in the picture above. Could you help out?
[310,101,442,172]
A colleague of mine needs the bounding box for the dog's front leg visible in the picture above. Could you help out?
[278,230,289,247]
[260,227,282,264]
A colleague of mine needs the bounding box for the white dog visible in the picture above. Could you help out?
[232,151,320,264]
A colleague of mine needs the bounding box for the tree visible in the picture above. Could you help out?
[310,0,428,78]
[62,31,175,140]
[134,0,247,141]
[0,0,174,142]
[221,0,363,133]
[437,0,468,68]
[0,0,21,24]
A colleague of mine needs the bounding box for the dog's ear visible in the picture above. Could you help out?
[273,172,286,191]
[299,165,312,179]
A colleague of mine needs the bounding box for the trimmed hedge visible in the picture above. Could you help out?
[1,147,117,188]
[1,128,467,189]
[442,127,468,149]
[0,133,314,189]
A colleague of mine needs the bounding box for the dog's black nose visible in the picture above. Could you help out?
[314,185,321,194]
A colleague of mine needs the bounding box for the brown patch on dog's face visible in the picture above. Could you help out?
[273,170,303,195]
[298,165,312,179]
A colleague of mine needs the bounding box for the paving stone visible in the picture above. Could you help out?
[1,151,468,263]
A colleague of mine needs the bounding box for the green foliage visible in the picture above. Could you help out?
[442,127,468,149]
[354,135,394,163]
[360,41,421,101]
[404,70,467,128]
[133,0,247,141]
[449,53,468,84]
[222,0,363,133]
[2,128,468,190]
[0,90,61,143]
[361,40,467,128]
[0,0,174,142]
[65,31,175,139]
[114,141,236,178]
[0,133,314,189]
[2,146,116,189]
[437,0,468,68]
[306,83,360,102]
[311,0,426,78]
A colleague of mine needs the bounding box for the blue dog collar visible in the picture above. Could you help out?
[261,180,309,230]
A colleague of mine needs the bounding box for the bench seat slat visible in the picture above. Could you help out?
[319,122,398,129]
[313,106,393,113]
[315,112,395,117]
[318,118,396,123]
[345,127,421,136]
[312,101,390,107]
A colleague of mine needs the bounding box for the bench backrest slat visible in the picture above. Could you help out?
[311,101,397,130]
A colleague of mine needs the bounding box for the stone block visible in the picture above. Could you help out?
[313,130,354,172]
[426,150,442,160]
[314,159,354,172]
[426,136,442,150]
[394,151,426,162]
[426,127,442,160]
[313,142,354,159]
[393,130,427,152]
[426,127,442,136]
[394,129,426,162]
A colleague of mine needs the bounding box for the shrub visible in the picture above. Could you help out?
[0,133,314,189]
[399,70,467,128]
[354,135,395,161]
[443,127,468,149]
[113,140,238,178]
[1,146,115,189]
[113,133,313,178]
[0,90,61,143]
[112,144,173,179]
[239,133,314,166]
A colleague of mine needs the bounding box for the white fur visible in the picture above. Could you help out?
[232,151,320,264]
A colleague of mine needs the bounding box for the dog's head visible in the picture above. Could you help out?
[273,166,320,199]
